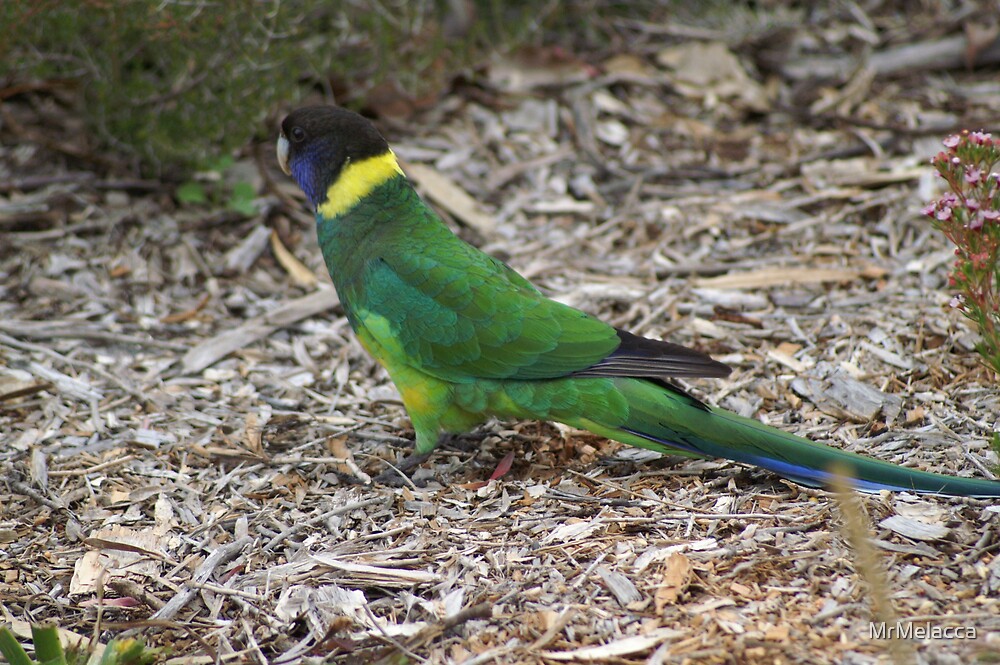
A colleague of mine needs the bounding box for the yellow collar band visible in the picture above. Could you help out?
[316,151,405,218]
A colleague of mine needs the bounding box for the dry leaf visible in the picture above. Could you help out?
[489,48,595,92]
[244,411,263,456]
[654,553,693,611]
[540,628,684,661]
[402,162,496,236]
[489,451,515,480]
[270,228,317,287]
[160,293,211,324]
[326,435,367,480]
[71,525,173,595]
[656,41,770,112]
[879,515,949,541]
[602,53,655,77]
[695,267,867,290]
[905,406,926,425]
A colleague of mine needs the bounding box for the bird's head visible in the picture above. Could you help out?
[277,106,392,210]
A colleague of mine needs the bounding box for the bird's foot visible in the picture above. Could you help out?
[373,451,433,487]
[437,430,494,453]
[372,431,496,486]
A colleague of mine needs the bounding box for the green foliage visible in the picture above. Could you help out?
[30,625,68,665]
[97,637,161,665]
[0,625,160,665]
[3,0,298,173]
[175,182,208,206]
[924,131,1000,375]
[177,156,258,216]
[228,181,258,217]
[1,0,742,177]
[1,0,544,175]
[0,626,35,665]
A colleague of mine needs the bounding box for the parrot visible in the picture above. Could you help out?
[276,105,1000,498]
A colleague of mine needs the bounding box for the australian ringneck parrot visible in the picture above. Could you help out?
[276,105,1000,498]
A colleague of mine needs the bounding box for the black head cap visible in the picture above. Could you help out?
[277,106,390,208]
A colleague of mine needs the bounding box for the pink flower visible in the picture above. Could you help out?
[980,209,1000,223]
[971,251,990,268]
[943,135,961,148]
[921,202,936,216]
[969,216,984,230]
[965,167,982,185]
[967,198,980,211]
[936,207,953,221]
[941,192,959,207]
[969,131,993,145]
[952,156,962,164]
[949,296,963,308]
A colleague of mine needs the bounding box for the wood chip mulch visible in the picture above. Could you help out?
[2,7,1000,664]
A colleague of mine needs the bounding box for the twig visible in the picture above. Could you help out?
[782,33,1000,81]
[11,480,66,511]
[1,328,193,353]
[262,498,385,552]
[0,332,146,402]
[151,536,253,621]
[48,455,137,478]
[180,288,340,373]
[107,578,167,611]
[438,601,493,632]
[0,173,161,194]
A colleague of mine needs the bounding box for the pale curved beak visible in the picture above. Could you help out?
[276,134,291,175]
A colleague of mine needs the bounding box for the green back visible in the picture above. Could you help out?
[317,175,620,382]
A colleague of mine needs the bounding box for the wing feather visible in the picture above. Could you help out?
[352,217,730,383]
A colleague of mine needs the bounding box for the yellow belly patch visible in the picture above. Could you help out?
[397,377,436,414]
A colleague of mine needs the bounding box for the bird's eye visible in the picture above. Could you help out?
[290,126,306,142]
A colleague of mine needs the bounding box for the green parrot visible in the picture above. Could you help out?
[276,105,1000,497]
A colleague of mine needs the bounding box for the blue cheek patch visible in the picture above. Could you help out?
[291,157,322,208]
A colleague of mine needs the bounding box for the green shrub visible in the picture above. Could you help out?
[2,1,711,176]
[923,131,1000,376]
[0,1,539,175]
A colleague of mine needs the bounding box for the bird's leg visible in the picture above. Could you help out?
[372,426,444,486]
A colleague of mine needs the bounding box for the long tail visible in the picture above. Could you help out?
[579,378,1000,498]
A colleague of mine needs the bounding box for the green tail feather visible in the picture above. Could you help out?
[580,379,1000,498]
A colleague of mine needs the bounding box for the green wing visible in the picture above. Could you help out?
[333,184,729,384]
[354,228,620,382]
